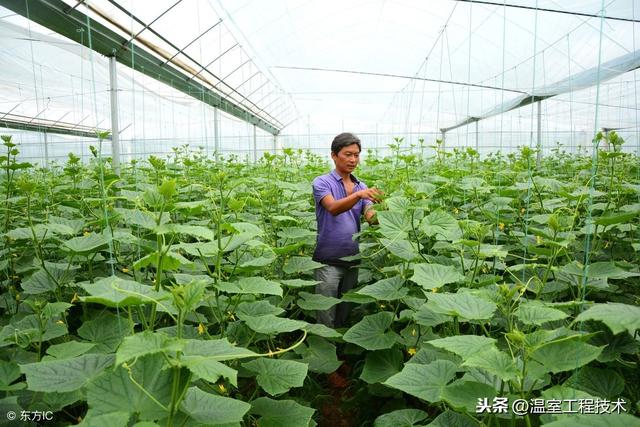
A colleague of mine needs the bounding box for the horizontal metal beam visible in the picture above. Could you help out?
[0,112,111,139]
[3,0,280,135]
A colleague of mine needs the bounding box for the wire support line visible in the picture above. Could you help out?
[99,0,284,128]
[159,19,223,67]
[452,0,640,23]
[272,65,528,94]
[124,0,183,46]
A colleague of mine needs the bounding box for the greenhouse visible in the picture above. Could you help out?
[0,0,639,426]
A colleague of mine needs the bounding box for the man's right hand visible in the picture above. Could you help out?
[356,188,383,203]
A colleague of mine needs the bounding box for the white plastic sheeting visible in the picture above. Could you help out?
[0,0,638,160]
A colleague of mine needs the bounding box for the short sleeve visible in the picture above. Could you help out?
[312,176,332,205]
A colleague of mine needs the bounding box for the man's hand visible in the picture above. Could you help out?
[356,187,383,203]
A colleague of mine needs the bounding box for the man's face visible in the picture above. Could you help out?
[331,143,361,174]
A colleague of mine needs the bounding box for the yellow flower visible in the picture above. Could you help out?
[536,235,543,245]
[431,288,438,293]
[407,347,417,356]
[498,222,505,231]
[83,231,91,237]
[121,267,129,273]
[70,293,79,303]
[218,383,227,393]
[453,208,459,215]
[56,320,65,325]
[226,311,236,321]
[411,328,417,337]
[197,323,206,335]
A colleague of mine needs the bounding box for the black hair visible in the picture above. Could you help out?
[331,132,361,155]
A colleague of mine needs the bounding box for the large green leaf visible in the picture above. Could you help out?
[296,292,340,311]
[0,361,21,388]
[216,277,283,297]
[282,256,324,275]
[420,210,461,241]
[20,354,114,392]
[243,358,308,396]
[565,367,625,399]
[180,387,250,425]
[383,360,458,402]
[133,250,192,271]
[561,262,639,280]
[460,348,519,382]
[356,276,408,301]
[86,354,171,419]
[594,210,639,226]
[427,335,496,360]
[373,409,428,427]
[182,338,257,361]
[410,264,465,290]
[116,331,181,365]
[574,303,640,335]
[77,411,131,427]
[530,338,603,373]
[243,315,307,335]
[181,356,238,386]
[515,301,569,326]
[21,268,61,294]
[441,380,497,413]
[62,233,110,255]
[172,241,219,257]
[280,279,322,289]
[154,224,215,240]
[277,227,316,241]
[80,276,171,307]
[414,303,451,327]
[236,301,285,318]
[302,323,342,338]
[377,211,412,239]
[360,349,404,384]
[250,397,315,427]
[427,292,497,320]
[46,341,96,359]
[380,238,419,261]
[77,313,133,353]
[115,208,162,230]
[343,312,399,350]
[293,336,342,374]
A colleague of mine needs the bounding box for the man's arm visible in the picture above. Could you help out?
[320,188,382,216]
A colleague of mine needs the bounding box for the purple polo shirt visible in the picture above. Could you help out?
[312,169,372,266]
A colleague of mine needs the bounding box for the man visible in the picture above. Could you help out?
[312,132,382,328]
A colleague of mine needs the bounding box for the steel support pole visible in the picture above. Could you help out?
[475,120,479,153]
[43,131,49,168]
[441,130,446,151]
[253,124,257,163]
[109,56,121,175]
[214,107,220,156]
[536,101,542,168]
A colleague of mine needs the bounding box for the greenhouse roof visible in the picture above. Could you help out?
[0,0,639,139]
